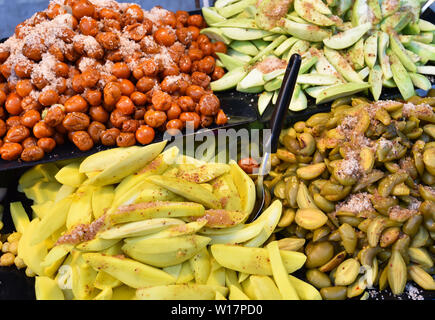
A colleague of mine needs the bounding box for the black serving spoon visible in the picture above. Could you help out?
[248,53,302,222]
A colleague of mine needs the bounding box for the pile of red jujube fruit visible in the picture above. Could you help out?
[0,0,228,162]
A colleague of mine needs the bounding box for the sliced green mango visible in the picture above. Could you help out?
[31,197,73,245]
[287,39,310,57]
[79,147,141,174]
[210,244,306,275]
[297,73,341,85]
[378,32,393,80]
[300,56,318,74]
[99,218,184,240]
[55,162,86,187]
[83,253,175,288]
[92,185,114,219]
[381,0,400,18]
[305,85,333,98]
[238,68,266,91]
[263,34,281,41]
[405,41,435,62]
[399,0,421,22]
[210,67,248,91]
[66,186,94,230]
[255,0,293,30]
[419,19,435,32]
[237,5,257,19]
[109,201,205,225]
[390,34,417,72]
[133,182,184,204]
[227,49,252,62]
[86,142,166,187]
[294,0,336,26]
[23,181,61,205]
[70,250,98,300]
[31,201,54,220]
[211,18,259,29]
[388,52,415,100]
[215,0,240,8]
[336,0,353,16]
[405,49,421,63]
[212,173,243,212]
[200,27,232,45]
[229,40,259,56]
[201,7,226,25]
[416,65,435,75]
[399,33,433,45]
[190,247,211,284]
[75,237,120,252]
[286,12,309,24]
[258,91,273,116]
[242,275,282,300]
[323,22,371,50]
[272,89,280,104]
[250,35,287,64]
[251,40,269,52]
[10,201,30,234]
[244,201,282,248]
[347,38,365,70]
[358,66,370,80]
[236,85,264,93]
[273,37,298,57]
[122,235,211,268]
[380,11,413,33]
[127,221,207,241]
[55,185,76,203]
[351,0,374,26]
[217,0,257,18]
[324,47,363,83]
[221,27,273,41]
[110,148,180,211]
[216,52,246,71]
[316,82,371,104]
[35,276,65,300]
[409,73,432,91]
[19,163,59,189]
[315,53,345,81]
[150,175,223,209]
[281,19,332,42]
[369,64,383,101]
[290,84,308,111]
[367,0,382,23]
[136,284,227,300]
[289,274,322,300]
[264,77,283,92]
[263,68,286,82]
[383,78,397,88]
[170,163,230,184]
[403,21,421,35]
[364,33,378,69]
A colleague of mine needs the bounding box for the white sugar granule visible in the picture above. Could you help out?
[154,46,175,69]
[163,75,183,86]
[402,102,433,118]
[143,7,170,26]
[78,57,97,72]
[336,192,374,214]
[336,115,358,137]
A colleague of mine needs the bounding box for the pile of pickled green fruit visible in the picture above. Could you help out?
[201,0,435,114]
[11,140,324,300]
[263,93,435,299]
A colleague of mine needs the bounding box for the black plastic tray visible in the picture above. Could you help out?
[0,89,259,172]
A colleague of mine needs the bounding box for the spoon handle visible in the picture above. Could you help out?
[266,54,302,153]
